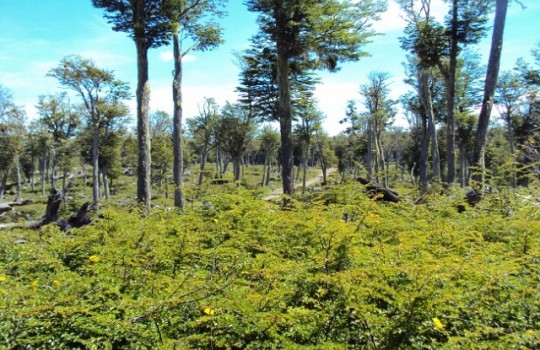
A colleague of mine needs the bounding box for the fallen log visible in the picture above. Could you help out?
[0,186,92,232]
[356,177,400,203]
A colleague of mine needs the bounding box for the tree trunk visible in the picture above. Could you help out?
[366,120,373,181]
[15,156,22,202]
[135,6,152,212]
[261,155,268,186]
[102,168,110,200]
[172,33,185,209]
[444,0,458,185]
[40,158,46,197]
[420,116,429,193]
[198,148,207,186]
[301,146,308,195]
[471,0,508,172]
[0,171,8,200]
[459,142,468,187]
[233,156,241,182]
[418,69,441,181]
[91,126,100,207]
[276,9,294,195]
[505,113,517,188]
[31,155,35,193]
[51,155,58,189]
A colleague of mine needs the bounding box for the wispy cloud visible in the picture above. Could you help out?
[159,52,198,63]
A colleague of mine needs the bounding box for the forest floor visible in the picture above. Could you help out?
[263,168,336,200]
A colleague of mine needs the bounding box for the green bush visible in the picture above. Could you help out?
[1,183,539,348]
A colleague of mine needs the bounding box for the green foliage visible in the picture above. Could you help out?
[1,183,540,348]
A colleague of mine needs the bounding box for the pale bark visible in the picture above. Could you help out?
[418,69,441,181]
[172,33,185,209]
[471,0,508,171]
[135,36,152,211]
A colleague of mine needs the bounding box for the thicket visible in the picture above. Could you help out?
[1,180,539,349]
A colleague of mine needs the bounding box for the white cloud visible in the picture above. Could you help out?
[159,52,197,63]
[375,0,449,33]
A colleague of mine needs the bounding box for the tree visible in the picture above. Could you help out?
[36,92,80,190]
[314,131,337,185]
[167,0,226,209]
[217,102,254,182]
[150,111,173,196]
[92,0,172,211]
[246,0,385,195]
[470,0,509,182]
[0,85,26,201]
[187,97,220,185]
[360,72,396,187]
[258,126,280,186]
[495,71,525,187]
[294,99,323,195]
[48,56,130,208]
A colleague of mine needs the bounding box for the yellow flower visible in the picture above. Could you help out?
[432,317,444,331]
[53,280,61,287]
[203,307,215,316]
[0,275,7,282]
[31,280,39,292]
[88,255,101,263]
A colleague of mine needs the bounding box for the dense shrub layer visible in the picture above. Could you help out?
[1,183,539,349]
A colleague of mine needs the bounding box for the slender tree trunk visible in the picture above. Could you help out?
[102,167,110,199]
[0,171,8,200]
[505,114,517,188]
[51,155,58,189]
[418,69,441,181]
[420,117,429,193]
[471,0,508,172]
[92,126,100,207]
[41,158,46,197]
[276,9,294,195]
[135,16,152,212]
[15,156,22,202]
[459,143,467,187]
[198,148,207,186]
[302,146,308,195]
[31,156,35,193]
[376,133,387,187]
[366,120,373,181]
[444,0,458,185]
[233,156,241,182]
[172,33,185,209]
[262,155,268,186]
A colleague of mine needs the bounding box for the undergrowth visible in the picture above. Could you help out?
[1,182,539,349]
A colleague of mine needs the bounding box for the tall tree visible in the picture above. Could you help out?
[258,126,280,186]
[246,0,385,195]
[0,85,26,201]
[150,111,173,196]
[166,0,226,209]
[92,0,172,211]
[36,92,80,190]
[470,0,509,180]
[48,56,129,208]
[187,97,220,185]
[360,71,396,187]
[495,70,524,187]
[441,0,492,184]
[294,99,323,195]
[218,102,254,182]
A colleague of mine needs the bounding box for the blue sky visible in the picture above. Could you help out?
[0,0,539,134]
